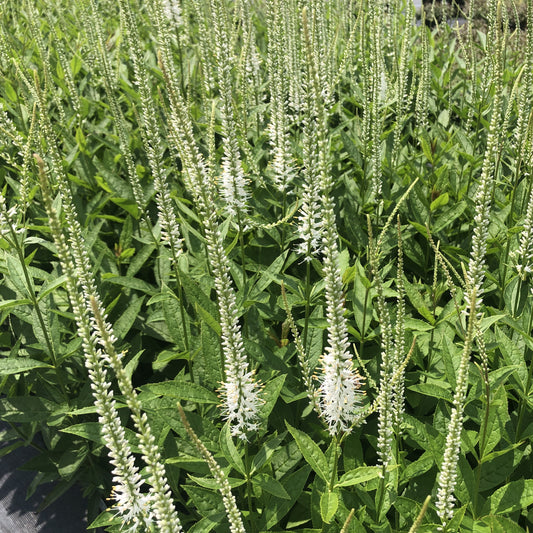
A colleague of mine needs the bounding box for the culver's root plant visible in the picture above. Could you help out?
[1,0,533,532]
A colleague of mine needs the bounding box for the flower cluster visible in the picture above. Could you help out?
[36,158,157,531]
[157,0,262,440]
[436,18,504,524]
[205,220,262,438]
[516,173,533,280]
[319,203,364,433]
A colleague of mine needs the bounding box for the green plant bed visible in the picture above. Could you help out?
[0,0,533,532]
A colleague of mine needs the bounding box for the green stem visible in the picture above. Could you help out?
[175,270,192,381]
[376,462,388,523]
[473,364,491,517]
[302,257,312,355]
[237,210,247,292]
[359,284,370,360]
[500,159,524,302]
[329,435,339,492]
[245,442,255,533]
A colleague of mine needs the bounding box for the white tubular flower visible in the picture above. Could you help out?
[220,155,249,218]
[205,221,261,438]
[437,23,503,526]
[516,171,533,280]
[36,158,154,532]
[157,185,184,266]
[319,196,364,434]
[162,0,183,26]
[295,175,322,259]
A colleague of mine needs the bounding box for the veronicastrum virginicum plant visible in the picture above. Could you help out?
[1,0,533,532]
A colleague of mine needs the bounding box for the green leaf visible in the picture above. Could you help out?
[259,374,286,420]
[187,515,223,533]
[261,466,311,529]
[249,251,288,300]
[58,447,88,479]
[103,275,156,295]
[485,479,533,515]
[474,515,526,533]
[403,279,435,324]
[88,511,122,530]
[140,380,219,404]
[5,254,31,297]
[37,275,68,301]
[75,126,86,152]
[401,451,434,481]
[488,365,520,389]
[127,244,156,278]
[0,298,32,311]
[251,433,286,474]
[480,385,509,458]
[196,322,223,388]
[408,382,452,403]
[430,192,449,212]
[320,490,338,524]
[182,485,224,517]
[180,270,221,335]
[433,201,466,233]
[335,466,383,487]
[495,326,527,388]
[219,422,246,475]
[352,265,373,337]
[162,289,186,350]
[253,473,290,499]
[189,475,246,490]
[286,421,329,482]
[0,397,58,422]
[113,295,145,341]
[0,358,52,375]
[4,81,18,102]
[61,423,104,443]
[420,136,434,164]
[437,109,449,128]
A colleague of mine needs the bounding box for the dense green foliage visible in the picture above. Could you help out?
[1,0,533,531]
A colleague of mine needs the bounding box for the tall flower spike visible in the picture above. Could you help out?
[154,0,262,438]
[116,0,184,265]
[368,217,395,467]
[319,203,365,433]
[206,219,262,438]
[300,8,363,434]
[296,7,328,260]
[89,297,183,533]
[178,404,247,533]
[515,170,533,280]
[391,218,406,428]
[266,0,295,193]
[436,6,504,524]
[33,61,183,529]
[209,0,249,225]
[82,0,145,216]
[36,156,154,532]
